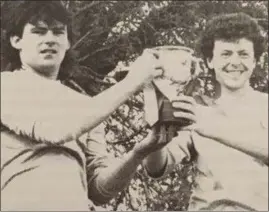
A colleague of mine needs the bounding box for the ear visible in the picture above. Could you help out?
[10,36,22,50]
[206,58,213,69]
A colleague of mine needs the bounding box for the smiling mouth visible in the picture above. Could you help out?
[223,70,246,79]
[224,70,245,74]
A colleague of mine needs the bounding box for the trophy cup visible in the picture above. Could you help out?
[143,45,204,139]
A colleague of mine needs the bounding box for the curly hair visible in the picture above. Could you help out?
[199,12,265,64]
[1,0,78,80]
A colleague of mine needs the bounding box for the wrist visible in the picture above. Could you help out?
[132,145,149,160]
[132,133,159,159]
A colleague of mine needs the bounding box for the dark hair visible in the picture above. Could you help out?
[1,0,77,80]
[199,12,265,64]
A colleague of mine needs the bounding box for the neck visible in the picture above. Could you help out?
[219,83,252,102]
[21,63,59,80]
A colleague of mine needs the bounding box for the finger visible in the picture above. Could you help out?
[136,134,144,141]
[142,49,164,77]
[144,48,160,59]
[152,52,159,59]
[172,96,196,106]
[151,124,160,134]
[153,67,165,77]
[145,129,154,138]
[171,102,195,114]
[146,128,152,134]
[140,129,151,140]
[181,124,197,131]
[143,130,159,144]
[173,111,196,122]
[143,48,160,59]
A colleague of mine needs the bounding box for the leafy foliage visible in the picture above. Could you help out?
[1,1,268,211]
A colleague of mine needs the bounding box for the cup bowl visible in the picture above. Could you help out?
[152,46,194,82]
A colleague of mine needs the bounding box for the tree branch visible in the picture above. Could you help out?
[78,45,115,62]
[73,1,100,17]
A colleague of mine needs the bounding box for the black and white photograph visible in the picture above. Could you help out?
[1,0,268,211]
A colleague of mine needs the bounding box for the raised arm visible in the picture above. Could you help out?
[83,124,191,205]
[1,49,162,144]
[83,126,165,205]
[172,95,268,165]
[204,118,268,165]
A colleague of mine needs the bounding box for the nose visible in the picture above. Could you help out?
[43,30,57,46]
[229,53,241,67]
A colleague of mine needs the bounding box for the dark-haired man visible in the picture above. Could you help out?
[142,12,268,211]
[1,1,165,210]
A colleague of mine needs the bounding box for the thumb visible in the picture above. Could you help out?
[154,66,164,78]
[144,48,160,59]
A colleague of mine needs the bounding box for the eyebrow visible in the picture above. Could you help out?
[220,50,233,53]
[220,49,249,52]
[32,26,66,31]
[238,50,249,53]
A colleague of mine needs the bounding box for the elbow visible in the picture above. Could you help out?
[87,177,119,205]
[262,157,268,166]
[87,186,114,205]
[90,196,112,206]
[259,149,268,166]
[253,154,268,166]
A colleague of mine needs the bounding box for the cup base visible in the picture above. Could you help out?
[159,98,193,127]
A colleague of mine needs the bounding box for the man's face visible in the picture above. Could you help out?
[207,38,256,91]
[11,20,70,74]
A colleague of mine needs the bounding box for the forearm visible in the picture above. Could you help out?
[88,150,145,204]
[213,127,268,165]
[71,74,146,141]
[2,52,158,144]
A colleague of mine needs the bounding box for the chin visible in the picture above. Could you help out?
[38,64,56,70]
[40,60,60,68]
[224,82,246,91]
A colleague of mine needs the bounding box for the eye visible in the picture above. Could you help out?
[239,52,249,58]
[53,30,65,35]
[32,29,46,35]
[221,52,231,57]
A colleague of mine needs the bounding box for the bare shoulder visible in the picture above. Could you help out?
[1,71,16,86]
[1,70,13,77]
[1,71,27,96]
[1,70,22,80]
[252,90,268,105]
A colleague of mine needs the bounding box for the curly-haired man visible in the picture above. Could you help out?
[142,12,268,211]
